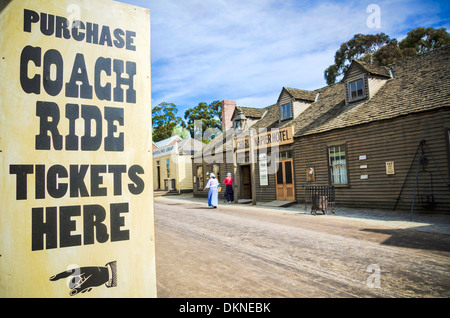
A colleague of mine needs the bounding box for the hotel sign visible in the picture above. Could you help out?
[236,126,294,152]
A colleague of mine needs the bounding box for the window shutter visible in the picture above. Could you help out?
[290,99,293,119]
[345,81,349,104]
[278,103,281,122]
[364,75,369,99]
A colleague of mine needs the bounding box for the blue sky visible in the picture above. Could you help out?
[117,0,450,117]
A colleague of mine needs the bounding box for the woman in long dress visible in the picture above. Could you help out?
[204,173,219,208]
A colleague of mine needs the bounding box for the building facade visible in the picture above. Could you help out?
[153,137,203,193]
[193,46,450,213]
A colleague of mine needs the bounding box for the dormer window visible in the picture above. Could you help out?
[343,61,391,105]
[280,103,292,120]
[348,77,365,101]
[277,88,315,123]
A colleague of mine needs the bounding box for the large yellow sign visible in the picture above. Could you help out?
[0,0,156,297]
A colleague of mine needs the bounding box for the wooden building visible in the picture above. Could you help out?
[292,46,450,212]
[192,101,300,203]
[153,137,203,193]
[193,46,450,213]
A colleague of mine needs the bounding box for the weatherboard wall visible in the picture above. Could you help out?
[293,108,450,213]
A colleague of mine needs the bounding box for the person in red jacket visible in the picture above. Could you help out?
[224,172,234,203]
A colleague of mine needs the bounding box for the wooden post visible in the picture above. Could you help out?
[249,129,257,205]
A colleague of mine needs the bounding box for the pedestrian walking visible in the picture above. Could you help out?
[204,173,219,208]
[224,172,234,203]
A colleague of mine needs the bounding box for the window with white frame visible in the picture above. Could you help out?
[166,159,171,178]
[348,78,365,101]
[280,103,291,120]
[328,145,348,184]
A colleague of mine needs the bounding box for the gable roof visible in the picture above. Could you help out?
[343,60,391,81]
[199,104,274,156]
[279,87,317,102]
[197,45,450,156]
[295,45,450,137]
[154,135,182,148]
[233,106,267,119]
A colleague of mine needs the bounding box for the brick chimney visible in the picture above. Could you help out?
[221,100,236,131]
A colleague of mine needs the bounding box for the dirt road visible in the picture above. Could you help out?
[154,197,450,298]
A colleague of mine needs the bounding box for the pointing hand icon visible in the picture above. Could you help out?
[50,261,117,296]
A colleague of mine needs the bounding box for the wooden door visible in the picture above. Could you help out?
[276,160,295,201]
[240,165,252,199]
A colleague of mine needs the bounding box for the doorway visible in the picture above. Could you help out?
[240,165,252,199]
[156,164,161,189]
[276,159,295,201]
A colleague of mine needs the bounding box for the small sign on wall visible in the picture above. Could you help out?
[259,154,268,186]
[306,166,315,182]
[386,161,395,175]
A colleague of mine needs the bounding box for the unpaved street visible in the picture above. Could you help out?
[155,197,450,298]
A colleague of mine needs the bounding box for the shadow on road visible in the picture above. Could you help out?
[360,227,450,252]
[188,207,215,210]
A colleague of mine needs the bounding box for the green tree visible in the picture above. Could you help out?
[152,102,183,142]
[372,39,404,66]
[183,101,222,142]
[399,27,450,56]
[324,27,450,85]
[172,125,191,139]
[324,33,393,85]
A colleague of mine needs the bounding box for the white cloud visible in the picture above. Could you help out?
[120,0,449,112]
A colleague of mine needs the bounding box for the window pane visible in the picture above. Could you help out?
[281,104,290,119]
[166,159,171,177]
[276,162,284,184]
[356,80,363,97]
[285,161,293,184]
[328,146,347,184]
[350,82,357,99]
[349,79,364,100]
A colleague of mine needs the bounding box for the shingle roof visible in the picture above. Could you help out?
[344,60,391,79]
[235,106,266,119]
[283,87,317,102]
[154,135,182,148]
[199,45,450,155]
[296,45,450,136]
[200,104,275,155]
[248,104,279,130]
